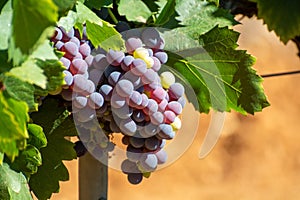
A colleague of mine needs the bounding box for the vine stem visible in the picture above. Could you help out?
[261,70,300,78]
[108,8,118,24]
[79,152,108,200]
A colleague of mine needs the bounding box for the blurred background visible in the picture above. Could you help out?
[52,16,300,200]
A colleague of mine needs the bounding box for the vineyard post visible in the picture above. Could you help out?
[79,152,108,200]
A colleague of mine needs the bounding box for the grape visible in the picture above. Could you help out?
[88,92,104,109]
[127,173,143,184]
[141,69,156,84]
[125,38,143,53]
[70,59,88,75]
[129,137,145,148]
[158,124,175,139]
[61,89,74,101]
[123,29,141,40]
[60,57,71,69]
[132,110,145,123]
[116,21,131,32]
[63,41,79,57]
[69,37,80,48]
[141,28,160,48]
[144,136,160,151]
[144,123,159,137]
[104,65,121,78]
[53,27,63,41]
[163,110,176,124]
[171,116,182,131]
[154,52,168,64]
[74,141,87,157]
[93,54,108,70]
[144,99,158,115]
[177,96,186,108]
[63,70,73,86]
[89,68,103,86]
[150,111,164,125]
[158,99,168,112]
[122,135,130,145]
[79,43,91,58]
[115,79,134,97]
[139,153,158,172]
[106,49,125,66]
[168,83,185,100]
[119,118,137,136]
[99,84,113,101]
[143,56,154,68]
[131,59,147,76]
[147,48,153,57]
[55,41,64,50]
[73,96,88,109]
[110,93,126,108]
[155,149,168,164]
[133,47,149,59]
[112,105,133,119]
[166,101,183,115]
[72,74,88,93]
[108,71,122,86]
[128,91,142,107]
[122,71,141,87]
[61,27,75,39]
[121,159,140,174]
[96,102,108,116]
[137,93,149,109]
[81,80,95,96]
[160,71,175,89]
[74,52,83,60]
[150,87,167,103]
[121,55,134,71]
[84,55,94,67]
[151,56,161,72]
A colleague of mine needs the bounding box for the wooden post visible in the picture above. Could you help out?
[79,152,108,200]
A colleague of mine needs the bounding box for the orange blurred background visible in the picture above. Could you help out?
[52,17,300,200]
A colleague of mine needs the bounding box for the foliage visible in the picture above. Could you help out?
[1,0,291,198]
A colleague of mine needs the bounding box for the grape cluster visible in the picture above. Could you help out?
[51,27,186,184]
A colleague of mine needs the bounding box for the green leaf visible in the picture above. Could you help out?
[175,0,238,39]
[9,59,47,89]
[0,152,3,165]
[254,0,300,43]
[3,75,38,111]
[30,40,58,61]
[29,97,77,200]
[35,59,66,96]
[57,10,78,32]
[0,0,12,50]
[27,124,47,149]
[10,145,42,175]
[12,0,58,54]
[0,91,29,160]
[155,0,176,26]
[53,0,76,14]
[168,26,269,114]
[0,50,12,73]
[0,163,32,200]
[75,2,125,51]
[85,0,113,9]
[118,0,152,23]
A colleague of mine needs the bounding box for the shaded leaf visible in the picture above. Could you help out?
[27,124,47,150]
[0,0,12,50]
[118,0,152,23]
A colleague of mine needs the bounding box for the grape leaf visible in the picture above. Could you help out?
[154,0,180,29]
[12,0,58,54]
[168,26,269,114]
[29,97,77,200]
[85,0,113,9]
[0,91,29,160]
[52,0,76,14]
[254,0,300,43]
[0,50,12,73]
[9,59,47,89]
[175,0,238,39]
[57,10,78,32]
[75,2,125,51]
[34,59,66,96]
[118,0,152,23]
[0,0,12,50]
[0,163,32,200]
[0,152,3,165]
[30,40,58,61]
[3,75,38,111]
[27,124,47,150]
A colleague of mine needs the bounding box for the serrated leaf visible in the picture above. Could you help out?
[0,163,32,200]
[30,40,58,61]
[57,10,78,32]
[0,0,12,50]
[10,145,42,175]
[0,91,29,160]
[168,26,269,114]
[35,59,65,96]
[254,0,300,43]
[175,0,237,39]
[118,0,152,23]
[29,97,77,200]
[155,0,178,27]
[9,59,47,89]
[53,0,76,14]
[75,2,125,51]
[12,0,58,54]
[3,75,38,111]
[27,124,47,149]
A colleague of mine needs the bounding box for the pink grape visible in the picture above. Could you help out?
[73,96,88,109]
[93,54,108,70]
[166,101,183,115]
[150,111,164,125]
[70,59,88,75]
[125,37,143,53]
[131,59,147,76]
[163,110,176,124]
[88,92,104,109]
[115,79,134,97]
[79,43,91,58]
[154,52,168,64]
[141,69,156,84]
[106,49,125,66]
[150,87,167,103]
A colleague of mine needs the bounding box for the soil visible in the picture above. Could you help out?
[51,17,300,200]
